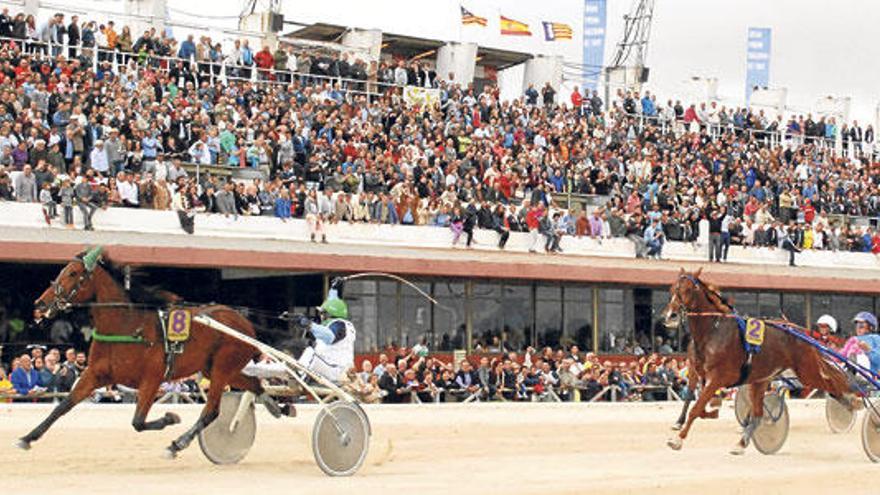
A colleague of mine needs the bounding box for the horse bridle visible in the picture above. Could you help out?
[668,274,735,327]
[47,259,95,314]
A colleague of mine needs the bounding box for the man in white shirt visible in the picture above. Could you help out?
[89,140,109,175]
[117,172,139,207]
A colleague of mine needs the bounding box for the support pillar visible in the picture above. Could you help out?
[522,55,563,102]
[436,42,477,86]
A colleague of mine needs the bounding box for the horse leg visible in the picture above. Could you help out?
[17,368,106,449]
[164,376,225,459]
[227,372,295,418]
[131,377,182,432]
[667,379,722,451]
[731,380,768,455]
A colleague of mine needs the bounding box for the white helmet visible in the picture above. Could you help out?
[816,314,838,333]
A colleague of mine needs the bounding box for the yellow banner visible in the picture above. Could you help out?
[403,86,441,108]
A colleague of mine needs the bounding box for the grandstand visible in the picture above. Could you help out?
[1,0,880,403]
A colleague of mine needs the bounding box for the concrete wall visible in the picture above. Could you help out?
[2,202,879,274]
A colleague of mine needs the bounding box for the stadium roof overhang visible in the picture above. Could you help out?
[283,22,532,71]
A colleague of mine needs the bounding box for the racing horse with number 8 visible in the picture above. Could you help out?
[18,246,292,458]
[663,268,861,454]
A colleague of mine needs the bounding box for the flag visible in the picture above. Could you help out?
[500,15,531,36]
[460,6,487,26]
[543,21,573,41]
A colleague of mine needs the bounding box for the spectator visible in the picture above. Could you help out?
[10,354,42,396]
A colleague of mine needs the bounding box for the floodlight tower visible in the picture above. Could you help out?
[604,0,656,105]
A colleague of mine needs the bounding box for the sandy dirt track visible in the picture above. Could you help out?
[0,400,877,494]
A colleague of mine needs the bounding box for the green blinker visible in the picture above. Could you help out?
[82,246,103,272]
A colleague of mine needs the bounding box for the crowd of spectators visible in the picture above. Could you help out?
[347,344,688,404]
[1,8,880,260]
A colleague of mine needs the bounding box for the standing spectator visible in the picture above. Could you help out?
[67,15,80,58]
[254,45,274,80]
[13,164,37,201]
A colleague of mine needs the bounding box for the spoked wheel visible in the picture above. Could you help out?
[198,392,257,465]
[735,385,751,427]
[826,395,857,434]
[752,392,790,455]
[861,400,880,463]
[312,400,371,476]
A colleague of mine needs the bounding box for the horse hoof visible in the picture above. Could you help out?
[14,439,31,451]
[670,423,682,432]
[164,412,182,425]
[730,444,746,456]
[162,448,178,460]
[666,437,683,450]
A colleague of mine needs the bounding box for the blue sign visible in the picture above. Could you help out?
[582,0,607,91]
[745,27,771,102]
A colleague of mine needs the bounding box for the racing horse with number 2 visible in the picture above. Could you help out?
[662,268,860,454]
[18,246,291,458]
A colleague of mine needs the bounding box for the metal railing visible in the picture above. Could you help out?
[0,34,411,99]
[611,108,879,161]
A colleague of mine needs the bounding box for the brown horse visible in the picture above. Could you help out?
[662,268,858,454]
[19,246,289,458]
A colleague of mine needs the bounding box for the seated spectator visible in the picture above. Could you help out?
[10,354,43,397]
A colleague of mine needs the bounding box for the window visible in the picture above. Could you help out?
[500,283,532,351]
[400,282,432,349]
[345,280,379,352]
[563,286,593,351]
[758,293,782,318]
[433,281,466,351]
[472,282,502,350]
[781,293,806,326]
[536,284,562,349]
[599,288,633,352]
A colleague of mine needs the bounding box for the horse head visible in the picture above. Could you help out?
[662,267,705,328]
[35,246,104,318]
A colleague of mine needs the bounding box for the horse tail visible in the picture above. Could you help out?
[812,349,859,398]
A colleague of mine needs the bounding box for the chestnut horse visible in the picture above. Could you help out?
[662,268,858,454]
[19,246,289,458]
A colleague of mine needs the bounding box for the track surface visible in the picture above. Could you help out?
[0,400,876,494]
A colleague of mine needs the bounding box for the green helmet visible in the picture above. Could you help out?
[319,297,349,320]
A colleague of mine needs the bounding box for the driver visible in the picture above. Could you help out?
[243,278,355,384]
[852,312,880,373]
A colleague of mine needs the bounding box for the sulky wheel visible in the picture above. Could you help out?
[752,392,790,455]
[826,395,857,434]
[735,385,752,427]
[861,401,880,463]
[312,400,371,476]
[198,391,257,465]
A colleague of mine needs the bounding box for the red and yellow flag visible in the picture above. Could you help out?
[500,15,532,36]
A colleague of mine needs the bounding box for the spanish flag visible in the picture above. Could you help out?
[542,21,573,41]
[461,6,488,26]
[500,15,531,36]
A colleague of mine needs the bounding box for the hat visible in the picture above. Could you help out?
[816,314,837,333]
[854,311,878,329]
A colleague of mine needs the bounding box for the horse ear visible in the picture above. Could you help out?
[694,266,703,278]
[82,246,104,272]
[679,267,685,275]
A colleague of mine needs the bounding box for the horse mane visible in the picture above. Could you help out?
[94,256,183,306]
[692,275,733,313]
